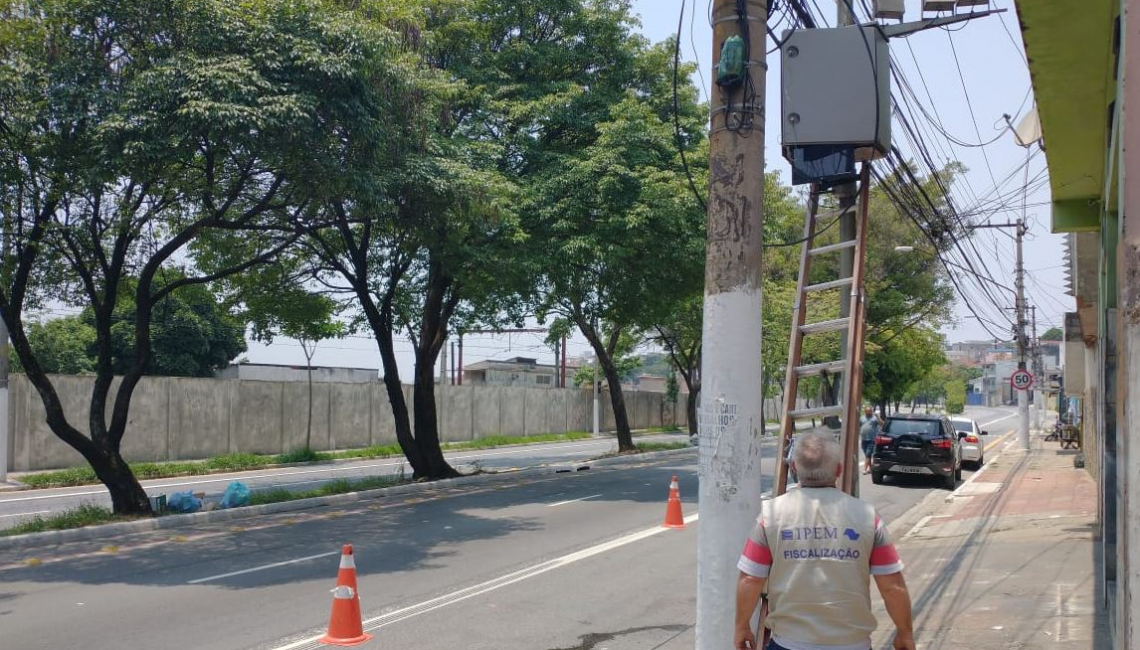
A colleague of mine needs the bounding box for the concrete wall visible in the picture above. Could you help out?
[7,374,688,471]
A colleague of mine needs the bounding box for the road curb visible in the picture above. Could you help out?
[4,432,691,493]
[0,447,697,551]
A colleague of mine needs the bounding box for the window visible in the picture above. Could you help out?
[882,419,940,436]
[951,420,972,433]
[536,375,552,385]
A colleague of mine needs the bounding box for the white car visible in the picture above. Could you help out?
[951,417,988,468]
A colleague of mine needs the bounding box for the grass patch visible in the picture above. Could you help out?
[248,475,406,506]
[635,441,690,452]
[19,467,98,489]
[641,426,683,434]
[276,448,332,464]
[1,504,118,536]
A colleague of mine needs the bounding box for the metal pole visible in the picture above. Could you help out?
[592,357,600,436]
[697,2,767,649]
[1016,220,1030,450]
[561,334,568,389]
[457,336,463,386]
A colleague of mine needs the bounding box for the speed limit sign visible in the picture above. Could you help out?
[1011,369,1034,391]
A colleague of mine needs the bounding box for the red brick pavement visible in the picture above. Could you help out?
[946,449,1096,521]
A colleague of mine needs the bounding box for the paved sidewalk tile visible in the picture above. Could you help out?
[870,442,1109,650]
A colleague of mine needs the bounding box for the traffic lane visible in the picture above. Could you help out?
[301,512,701,650]
[0,458,703,650]
[0,434,687,527]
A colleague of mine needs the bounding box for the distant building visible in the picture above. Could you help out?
[216,362,379,383]
[622,374,688,394]
[946,340,1015,367]
[462,356,579,388]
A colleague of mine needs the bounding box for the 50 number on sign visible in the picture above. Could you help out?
[1011,370,1034,390]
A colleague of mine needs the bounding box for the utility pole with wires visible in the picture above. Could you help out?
[1031,306,1044,432]
[968,218,1030,450]
[1014,219,1030,449]
[696,1,767,649]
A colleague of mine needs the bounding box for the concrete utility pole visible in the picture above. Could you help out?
[1031,306,1043,431]
[697,1,767,649]
[1015,219,1030,450]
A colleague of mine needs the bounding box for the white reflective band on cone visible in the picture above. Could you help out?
[331,586,355,599]
[340,554,356,570]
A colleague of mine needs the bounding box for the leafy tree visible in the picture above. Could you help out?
[1041,327,1063,341]
[10,317,97,375]
[429,2,708,453]
[863,327,947,416]
[533,91,705,452]
[0,0,399,513]
[945,380,966,415]
[103,280,247,378]
[651,295,701,434]
[245,284,344,450]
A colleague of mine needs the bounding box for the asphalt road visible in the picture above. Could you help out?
[0,406,1017,650]
[0,433,689,529]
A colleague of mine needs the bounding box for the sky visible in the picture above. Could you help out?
[243,0,1070,378]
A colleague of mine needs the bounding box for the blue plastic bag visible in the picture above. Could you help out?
[218,481,250,509]
[167,490,202,513]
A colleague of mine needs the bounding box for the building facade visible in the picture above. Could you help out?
[1018,1,1140,645]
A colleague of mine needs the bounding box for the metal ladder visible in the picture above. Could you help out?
[774,163,871,498]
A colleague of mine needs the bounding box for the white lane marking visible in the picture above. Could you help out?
[0,509,49,519]
[0,439,630,504]
[187,550,340,585]
[268,512,701,650]
[546,494,602,507]
[979,413,1018,428]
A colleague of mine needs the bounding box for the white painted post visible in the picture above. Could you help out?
[697,2,767,649]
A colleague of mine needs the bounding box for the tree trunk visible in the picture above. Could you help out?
[87,446,151,514]
[821,373,841,429]
[686,385,700,435]
[374,303,427,477]
[412,353,460,479]
[577,319,635,451]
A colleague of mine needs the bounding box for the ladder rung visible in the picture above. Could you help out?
[808,240,857,256]
[804,277,854,293]
[789,404,844,420]
[795,360,847,378]
[800,317,851,335]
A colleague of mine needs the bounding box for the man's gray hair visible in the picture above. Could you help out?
[792,431,842,486]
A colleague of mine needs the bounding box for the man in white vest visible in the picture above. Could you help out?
[734,431,916,650]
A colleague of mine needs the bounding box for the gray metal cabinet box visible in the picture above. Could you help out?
[780,26,891,154]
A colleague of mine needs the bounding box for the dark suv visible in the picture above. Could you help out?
[871,414,962,490]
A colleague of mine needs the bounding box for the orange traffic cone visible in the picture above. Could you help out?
[663,475,685,529]
[319,545,373,647]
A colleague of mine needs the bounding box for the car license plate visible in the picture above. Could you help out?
[892,466,931,475]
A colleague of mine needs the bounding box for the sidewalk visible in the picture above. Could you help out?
[871,435,1110,649]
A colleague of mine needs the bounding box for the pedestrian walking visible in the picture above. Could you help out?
[734,431,916,650]
[859,406,883,475]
